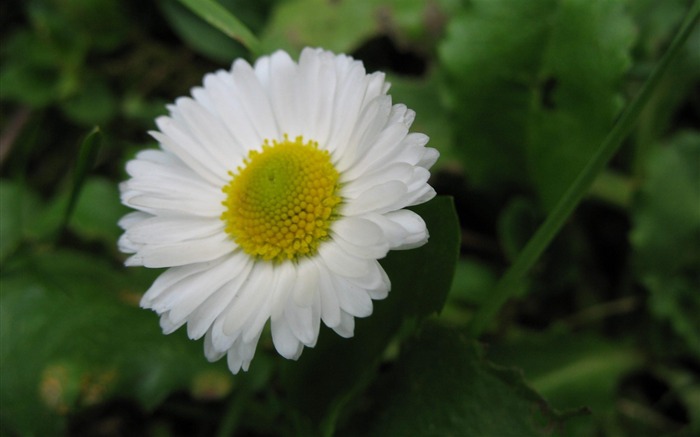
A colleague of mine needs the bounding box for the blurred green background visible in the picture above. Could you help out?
[1,0,699,436]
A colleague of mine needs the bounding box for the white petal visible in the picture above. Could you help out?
[341,181,408,216]
[342,162,416,198]
[383,209,430,249]
[316,261,341,328]
[318,242,370,278]
[203,328,227,362]
[153,118,227,186]
[126,233,233,268]
[118,211,150,230]
[341,122,408,180]
[266,50,301,136]
[331,217,389,259]
[222,261,273,337]
[125,216,223,245]
[283,299,315,345]
[201,71,261,152]
[297,47,336,143]
[159,312,185,334]
[186,255,254,340]
[271,316,304,360]
[230,59,280,142]
[334,95,392,173]
[161,254,249,325]
[141,261,213,305]
[242,261,295,343]
[331,310,355,338]
[333,276,373,318]
[292,258,320,307]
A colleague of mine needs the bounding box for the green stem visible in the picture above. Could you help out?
[59,127,102,236]
[468,3,700,337]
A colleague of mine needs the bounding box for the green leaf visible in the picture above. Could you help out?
[59,76,117,125]
[177,0,260,55]
[439,0,635,208]
[0,31,64,107]
[260,0,376,54]
[356,324,578,436]
[259,0,446,55]
[28,0,129,52]
[488,330,641,414]
[62,127,102,231]
[0,180,41,263]
[69,177,130,246]
[448,257,498,306]
[466,6,700,337]
[159,0,249,63]
[0,250,231,436]
[631,132,700,356]
[279,196,460,435]
[497,196,540,261]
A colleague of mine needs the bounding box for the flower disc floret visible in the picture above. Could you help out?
[221,136,341,262]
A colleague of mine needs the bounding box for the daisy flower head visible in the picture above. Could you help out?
[119,47,438,374]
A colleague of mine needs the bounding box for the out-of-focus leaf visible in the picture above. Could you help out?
[0,180,41,263]
[176,0,260,54]
[279,196,459,436]
[631,132,700,356]
[27,0,129,52]
[448,257,498,305]
[356,324,578,436]
[60,77,117,125]
[159,0,249,63]
[630,0,700,161]
[488,330,641,414]
[439,0,634,208]
[259,0,449,55]
[63,128,102,231]
[0,31,65,107]
[0,250,231,436]
[497,196,540,261]
[69,177,129,246]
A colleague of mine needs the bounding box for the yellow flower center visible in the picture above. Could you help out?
[221,135,341,262]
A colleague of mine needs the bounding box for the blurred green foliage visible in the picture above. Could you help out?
[1,0,699,436]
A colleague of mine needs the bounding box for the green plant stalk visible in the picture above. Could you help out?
[468,3,700,337]
[60,127,102,233]
[178,0,261,56]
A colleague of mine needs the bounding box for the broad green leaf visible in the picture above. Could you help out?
[466,5,700,336]
[177,0,260,55]
[439,0,635,208]
[259,0,451,55]
[260,0,377,54]
[279,196,459,435]
[28,0,129,52]
[59,76,117,125]
[488,331,641,414]
[0,31,65,106]
[630,132,700,356]
[0,250,232,436]
[448,257,498,306]
[629,0,700,170]
[69,177,130,246]
[159,0,249,63]
[0,180,41,263]
[355,324,577,436]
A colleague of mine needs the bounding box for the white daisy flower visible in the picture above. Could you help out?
[119,47,438,374]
